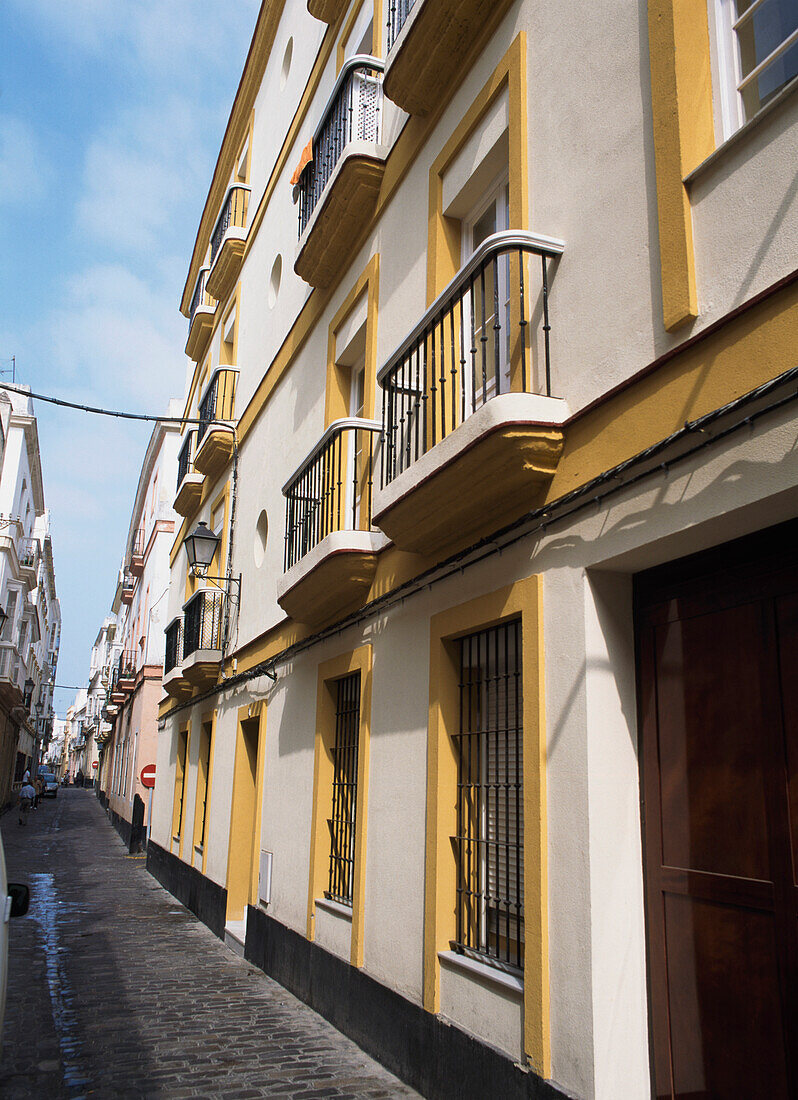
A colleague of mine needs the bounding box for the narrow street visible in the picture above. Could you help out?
[0,790,419,1099]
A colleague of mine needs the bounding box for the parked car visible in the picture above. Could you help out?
[0,831,30,1054]
[37,772,58,798]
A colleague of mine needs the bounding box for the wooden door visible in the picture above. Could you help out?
[636,527,798,1099]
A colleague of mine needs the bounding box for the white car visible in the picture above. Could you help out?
[0,830,29,1053]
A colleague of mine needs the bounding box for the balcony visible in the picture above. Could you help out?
[383,0,514,116]
[205,185,250,302]
[174,431,204,517]
[193,369,237,480]
[109,668,125,705]
[120,570,135,605]
[277,418,383,626]
[163,617,191,702]
[373,230,568,557]
[117,649,136,694]
[306,0,347,22]
[0,644,24,707]
[295,57,387,289]
[129,527,145,576]
[18,537,39,585]
[181,589,224,690]
[185,267,216,362]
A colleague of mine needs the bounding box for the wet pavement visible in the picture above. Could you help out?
[0,789,419,1099]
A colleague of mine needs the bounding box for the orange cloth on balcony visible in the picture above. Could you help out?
[290,139,313,185]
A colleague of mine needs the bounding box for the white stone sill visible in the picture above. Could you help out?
[315,896,353,922]
[438,950,524,997]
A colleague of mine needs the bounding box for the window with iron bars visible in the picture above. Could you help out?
[326,672,361,906]
[453,619,524,972]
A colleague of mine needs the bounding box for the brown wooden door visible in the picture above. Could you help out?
[636,528,798,1099]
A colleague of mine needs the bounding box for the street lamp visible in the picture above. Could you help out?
[23,677,34,710]
[183,522,220,579]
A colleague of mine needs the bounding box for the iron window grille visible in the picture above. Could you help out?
[326,672,361,906]
[131,527,145,559]
[378,230,564,487]
[297,57,384,237]
[209,185,250,266]
[197,369,237,448]
[182,590,223,659]
[453,619,524,972]
[386,0,416,51]
[282,418,382,570]
[164,619,182,673]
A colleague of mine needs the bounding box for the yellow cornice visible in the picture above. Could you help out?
[180,0,287,318]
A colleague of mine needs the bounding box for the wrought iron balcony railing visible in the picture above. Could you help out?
[18,537,39,572]
[118,649,136,682]
[378,230,564,486]
[183,590,223,659]
[283,418,382,570]
[297,56,384,237]
[131,526,145,561]
[197,369,237,447]
[386,0,415,50]
[189,267,214,323]
[177,431,195,490]
[121,571,135,598]
[164,618,183,675]
[210,185,250,266]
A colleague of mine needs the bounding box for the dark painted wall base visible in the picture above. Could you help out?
[245,906,571,1100]
[146,840,227,939]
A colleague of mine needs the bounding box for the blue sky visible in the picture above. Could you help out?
[0,0,260,716]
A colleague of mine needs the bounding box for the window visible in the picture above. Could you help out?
[4,590,17,639]
[461,176,511,402]
[326,672,361,906]
[453,618,524,971]
[194,719,213,853]
[172,729,188,841]
[714,0,798,137]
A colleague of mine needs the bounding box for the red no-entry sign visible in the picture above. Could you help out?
[92,761,98,769]
[140,764,156,789]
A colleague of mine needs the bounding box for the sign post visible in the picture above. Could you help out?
[140,764,156,843]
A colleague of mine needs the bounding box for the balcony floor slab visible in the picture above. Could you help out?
[277,531,385,627]
[373,393,569,557]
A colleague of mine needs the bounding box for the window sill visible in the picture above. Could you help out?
[438,950,524,996]
[685,75,798,187]
[194,844,203,856]
[315,896,353,922]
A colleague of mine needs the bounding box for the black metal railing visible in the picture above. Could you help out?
[183,590,223,659]
[176,432,195,490]
[197,369,237,448]
[118,649,136,683]
[121,571,135,597]
[386,0,416,51]
[131,527,145,559]
[326,671,360,906]
[210,186,250,265]
[164,619,182,675]
[189,267,214,324]
[453,618,524,972]
[283,418,382,570]
[378,230,564,486]
[297,57,384,237]
[18,537,39,571]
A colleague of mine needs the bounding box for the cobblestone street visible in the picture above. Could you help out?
[0,790,420,1099]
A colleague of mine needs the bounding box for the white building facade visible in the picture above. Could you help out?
[150,3,798,1098]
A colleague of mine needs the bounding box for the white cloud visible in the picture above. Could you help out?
[0,116,49,205]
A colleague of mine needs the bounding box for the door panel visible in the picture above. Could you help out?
[637,532,798,1099]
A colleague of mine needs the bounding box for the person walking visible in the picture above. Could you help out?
[18,780,36,825]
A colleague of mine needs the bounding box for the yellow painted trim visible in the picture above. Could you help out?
[192,708,216,872]
[172,723,190,859]
[306,644,372,968]
[325,253,380,425]
[425,578,549,1076]
[225,702,266,921]
[427,34,527,302]
[648,0,715,331]
[219,284,242,367]
[337,0,367,72]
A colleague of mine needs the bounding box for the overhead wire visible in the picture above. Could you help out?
[0,381,201,425]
